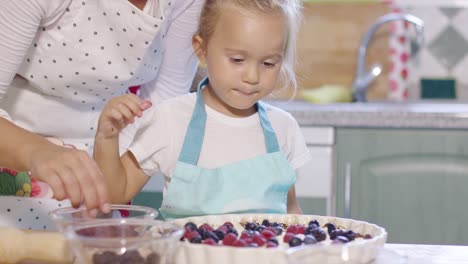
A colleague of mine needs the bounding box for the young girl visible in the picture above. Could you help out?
[94,0,310,218]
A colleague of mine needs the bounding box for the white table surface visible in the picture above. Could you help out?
[374,244,468,264]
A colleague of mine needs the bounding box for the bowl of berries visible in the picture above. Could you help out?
[171,214,387,264]
[64,218,183,264]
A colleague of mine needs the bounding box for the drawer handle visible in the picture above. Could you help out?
[344,162,351,218]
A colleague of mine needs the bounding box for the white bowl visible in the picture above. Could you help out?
[171,214,387,264]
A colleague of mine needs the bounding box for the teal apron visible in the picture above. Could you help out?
[159,78,296,219]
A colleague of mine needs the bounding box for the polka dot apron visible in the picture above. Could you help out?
[0,0,173,230]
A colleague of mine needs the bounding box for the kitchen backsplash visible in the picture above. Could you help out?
[388,0,468,101]
[192,1,468,102]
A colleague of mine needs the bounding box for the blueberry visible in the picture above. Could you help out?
[345,230,356,241]
[261,219,271,227]
[303,235,318,245]
[325,223,337,235]
[199,229,209,239]
[311,228,326,242]
[254,225,265,233]
[214,229,225,240]
[201,230,219,242]
[268,237,279,245]
[333,236,349,244]
[330,229,344,240]
[184,222,197,232]
[308,220,320,229]
[271,222,281,228]
[190,236,203,243]
[304,226,315,236]
[288,236,303,247]
[245,222,256,231]
[274,226,283,236]
[226,226,238,236]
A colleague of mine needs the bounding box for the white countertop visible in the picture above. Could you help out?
[267,100,468,129]
[375,244,468,264]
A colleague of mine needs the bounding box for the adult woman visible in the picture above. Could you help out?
[0,0,203,228]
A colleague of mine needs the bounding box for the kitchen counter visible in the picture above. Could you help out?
[375,243,468,264]
[267,100,468,129]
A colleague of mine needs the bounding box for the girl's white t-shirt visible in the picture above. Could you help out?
[0,0,204,154]
[129,93,312,194]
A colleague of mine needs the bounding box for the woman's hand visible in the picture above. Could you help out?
[97,94,152,139]
[29,143,110,213]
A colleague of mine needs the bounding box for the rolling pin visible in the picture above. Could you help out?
[0,227,73,264]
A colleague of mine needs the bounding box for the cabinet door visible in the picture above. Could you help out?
[336,128,468,245]
[298,127,335,216]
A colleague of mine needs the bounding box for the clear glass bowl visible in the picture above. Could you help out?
[65,218,183,264]
[49,204,158,231]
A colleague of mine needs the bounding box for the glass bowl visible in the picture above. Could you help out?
[65,218,183,264]
[49,204,158,231]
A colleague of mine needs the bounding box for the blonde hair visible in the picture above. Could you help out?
[195,0,303,93]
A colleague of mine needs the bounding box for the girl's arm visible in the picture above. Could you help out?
[287,186,303,214]
[138,0,205,103]
[94,94,152,204]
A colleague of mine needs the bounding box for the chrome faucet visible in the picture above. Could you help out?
[352,13,425,102]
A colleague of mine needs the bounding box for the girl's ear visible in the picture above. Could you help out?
[192,35,207,67]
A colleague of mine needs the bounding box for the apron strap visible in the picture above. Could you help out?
[257,100,280,153]
[177,78,208,165]
[178,77,280,165]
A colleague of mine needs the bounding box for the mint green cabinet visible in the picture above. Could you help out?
[335,128,468,245]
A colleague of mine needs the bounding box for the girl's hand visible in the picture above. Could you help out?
[97,94,152,139]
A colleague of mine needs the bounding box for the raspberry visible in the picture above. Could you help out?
[222,232,237,246]
[233,239,247,247]
[217,225,229,233]
[283,232,294,243]
[286,225,299,234]
[266,241,278,248]
[297,225,305,234]
[261,229,276,240]
[183,230,200,241]
[199,223,214,232]
[252,234,266,247]
[203,238,218,245]
[240,230,252,239]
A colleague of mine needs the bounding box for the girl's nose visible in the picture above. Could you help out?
[242,63,260,85]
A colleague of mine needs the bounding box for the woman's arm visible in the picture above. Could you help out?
[287,186,303,214]
[0,0,71,116]
[0,0,110,212]
[138,0,205,102]
[93,94,152,204]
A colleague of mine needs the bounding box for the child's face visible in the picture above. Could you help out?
[196,7,287,117]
